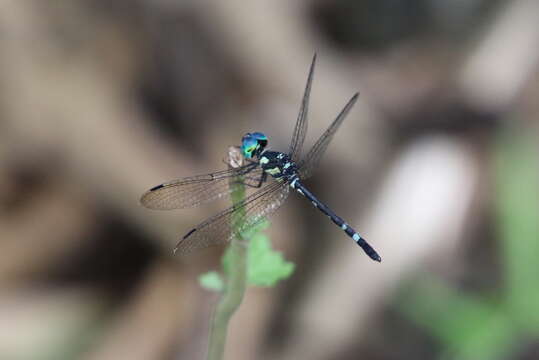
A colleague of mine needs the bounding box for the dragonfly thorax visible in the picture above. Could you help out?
[258,151,298,180]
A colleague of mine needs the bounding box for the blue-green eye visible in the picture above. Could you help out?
[251,132,267,142]
[241,137,257,158]
[241,132,268,158]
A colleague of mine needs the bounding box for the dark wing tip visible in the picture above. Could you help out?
[183,228,197,239]
[140,184,165,209]
[173,228,197,255]
[140,186,163,208]
[149,184,165,191]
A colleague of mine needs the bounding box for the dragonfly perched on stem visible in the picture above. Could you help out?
[141,54,381,262]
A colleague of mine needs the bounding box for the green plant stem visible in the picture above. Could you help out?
[206,148,248,360]
[206,241,246,360]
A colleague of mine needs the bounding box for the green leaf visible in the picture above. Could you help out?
[199,271,224,292]
[247,230,295,287]
[222,219,294,287]
[221,220,270,277]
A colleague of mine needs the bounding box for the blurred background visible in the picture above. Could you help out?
[1,1,539,359]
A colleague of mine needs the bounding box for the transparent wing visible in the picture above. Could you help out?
[289,53,316,162]
[140,162,262,210]
[174,181,289,254]
[299,93,359,179]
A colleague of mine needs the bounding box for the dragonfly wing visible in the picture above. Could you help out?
[174,181,289,254]
[299,93,358,179]
[140,162,262,210]
[289,54,316,162]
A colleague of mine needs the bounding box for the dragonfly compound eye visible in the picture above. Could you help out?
[241,132,268,158]
[251,132,268,150]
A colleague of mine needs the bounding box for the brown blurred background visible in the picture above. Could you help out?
[1,1,539,359]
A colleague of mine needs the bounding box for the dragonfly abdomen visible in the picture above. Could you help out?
[290,179,381,262]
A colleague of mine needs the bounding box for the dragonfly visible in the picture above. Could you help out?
[140,54,381,262]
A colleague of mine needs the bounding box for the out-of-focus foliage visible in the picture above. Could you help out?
[496,131,539,333]
[199,271,225,292]
[399,130,539,360]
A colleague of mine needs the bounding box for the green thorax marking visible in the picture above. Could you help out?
[258,151,296,179]
[266,167,282,175]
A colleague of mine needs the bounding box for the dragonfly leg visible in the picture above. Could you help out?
[242,172,267,188]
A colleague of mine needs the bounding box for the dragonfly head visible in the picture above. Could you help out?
[241,132,268,158]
